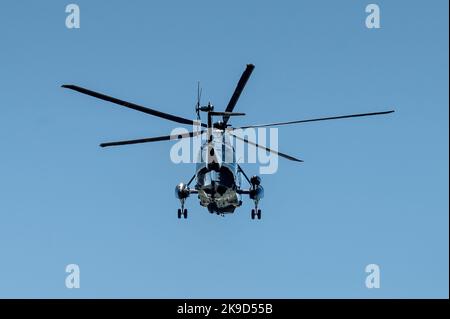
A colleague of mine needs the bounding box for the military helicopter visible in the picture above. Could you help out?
[62,64,394,220]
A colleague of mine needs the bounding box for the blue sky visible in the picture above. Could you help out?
[0,0,448,298]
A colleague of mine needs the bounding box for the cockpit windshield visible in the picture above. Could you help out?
[197,166,235,188]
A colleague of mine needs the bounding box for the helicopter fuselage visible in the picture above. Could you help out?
[194,129,242,214]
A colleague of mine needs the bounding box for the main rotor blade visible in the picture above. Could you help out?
[223,64,255,125]
[233,110,395,130]
[230,133,303,162]
[62,84,207,127]
[100,130,205,148]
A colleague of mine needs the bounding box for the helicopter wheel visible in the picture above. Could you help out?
[257,209,262,219]
[183,208,188,219]
[177,209,182,219]
[251,209,256,220]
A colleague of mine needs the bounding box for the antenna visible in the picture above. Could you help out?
[195,81,202,121]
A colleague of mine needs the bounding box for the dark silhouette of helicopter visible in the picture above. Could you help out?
[62,64,394,220]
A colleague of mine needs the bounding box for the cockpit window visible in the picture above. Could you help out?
[197,166,235,188]
[217,166,234,187]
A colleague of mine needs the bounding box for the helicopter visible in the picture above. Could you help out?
[62,64,394,220]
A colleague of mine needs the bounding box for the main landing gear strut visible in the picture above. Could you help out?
[238,165,264,221]
[175,174,197,220]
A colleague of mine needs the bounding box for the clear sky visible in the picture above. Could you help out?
[0,0,448,298]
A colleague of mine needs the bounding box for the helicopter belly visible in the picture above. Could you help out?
[197,186,240,213]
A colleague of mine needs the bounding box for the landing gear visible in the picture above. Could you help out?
[177,199,188,219]
[177,208,188,219]
[238,170,264,221]
[251,204,262,220]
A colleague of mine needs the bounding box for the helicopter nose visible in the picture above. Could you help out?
[216,185,227,195]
